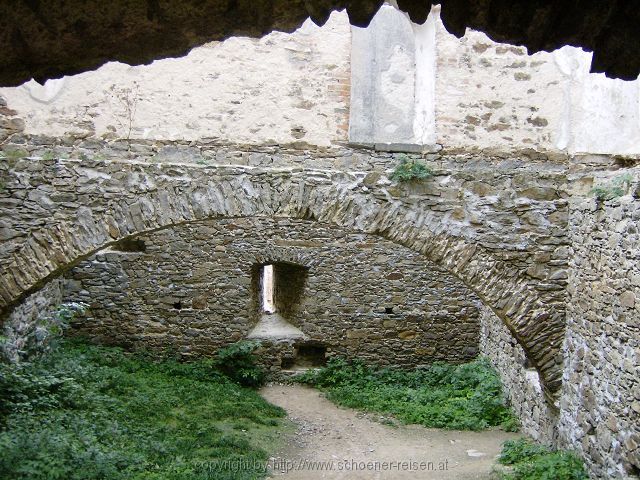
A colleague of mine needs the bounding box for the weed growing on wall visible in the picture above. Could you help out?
[0,340,286,480]
[40,150,56,160]
[590,173,634,202]
[1,148,28,160]
[107,82,140,142]
[498,439,588,480]
[296,357,518,431]
[390,155,433,183]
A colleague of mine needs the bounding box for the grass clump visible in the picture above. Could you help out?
[590,173,633,201]
[498,439,588,480]
[40,150,56,160]
[389,155,433,183]
[0,340,286,480]
[1,148,29,160]
[296,357,517,431]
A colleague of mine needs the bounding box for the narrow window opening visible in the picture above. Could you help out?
[261,264,276,313]
[250,261,307,325]
[173,301,182,310]
[248,262,308,340]
[385,306,394,314]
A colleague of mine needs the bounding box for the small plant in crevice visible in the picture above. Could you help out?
[1,148,29,161]
[296,356,518,431]
[40,150,56,160]
[590,173,634,202]
[107,82,140,143]
[389,155,433,183]
[497,438,588,480]
[214,340,266,387]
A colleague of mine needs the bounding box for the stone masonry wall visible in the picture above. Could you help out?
[433,8,640,156]
[559,185,640,479]
[1,278,64,362]
[479,304,558,445]
[350,5,640,155]
[64,217,481,371]
[0,135,571,394]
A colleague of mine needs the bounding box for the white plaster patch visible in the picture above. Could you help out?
[380,44,414,116]
[0,11,351,146]
[23,78,67,104]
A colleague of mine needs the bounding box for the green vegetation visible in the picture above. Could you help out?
[1,301,88,363]
[498,439,588,480]
[389,155,433,183]
[214,340,266,387]
[499,438,552,465]
[590,173,633,201]
[296,357,518,431]
[76,152,106,161]
[0,341,286,480]
[1,148,29,160]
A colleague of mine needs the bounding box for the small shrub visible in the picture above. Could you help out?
[499,438,551,465]
[214,341,266,387]
[498,439,588,480]
[590,173,633,201]
[390,155,433,183]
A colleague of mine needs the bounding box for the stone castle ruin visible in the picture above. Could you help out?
[0,5,638,478]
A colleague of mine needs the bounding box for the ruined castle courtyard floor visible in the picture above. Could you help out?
[261,385,520,479]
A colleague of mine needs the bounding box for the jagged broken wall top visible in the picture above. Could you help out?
[1,7,639,156]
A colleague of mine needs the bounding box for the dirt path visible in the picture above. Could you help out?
[260,384,520,480]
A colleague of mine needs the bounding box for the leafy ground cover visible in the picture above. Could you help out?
[296,357,519,431]
[497,438,588,480]
[0,340,287,480]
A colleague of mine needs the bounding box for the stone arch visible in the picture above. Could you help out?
[0,160,564,397]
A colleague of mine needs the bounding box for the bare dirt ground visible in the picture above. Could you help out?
[260,384,520,480]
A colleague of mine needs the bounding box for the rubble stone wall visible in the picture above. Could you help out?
[479,304,559,445]
[0,137,570,394]
[558,187,640,478]
[64,217,481,369]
